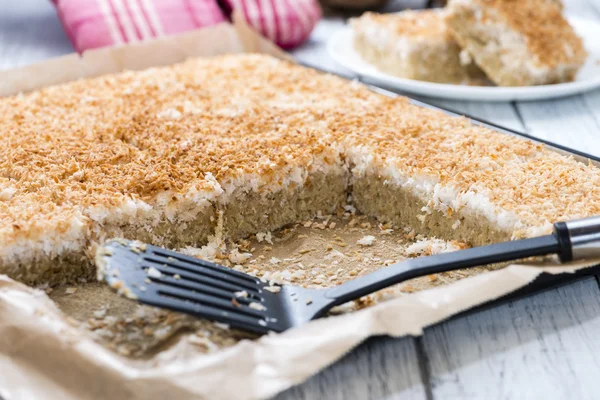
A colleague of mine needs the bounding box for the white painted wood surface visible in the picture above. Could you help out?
[2,1,600,399]
[424,277,600,400]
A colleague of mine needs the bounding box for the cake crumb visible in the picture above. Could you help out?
[157,108,182,120]
[93,308,107,319]
[189,334,219,352]
[264,286,281,293]
[228,249,252,264]
[214,322,230,330]
[249,302,267,311]
[256,232,273,244]
[357,235,376,246]
[401,285,415,293]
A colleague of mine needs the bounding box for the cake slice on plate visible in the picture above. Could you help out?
[350,9,486,84]
[446,0,587,86]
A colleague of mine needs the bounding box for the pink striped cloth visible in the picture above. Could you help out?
[52,0,321,53]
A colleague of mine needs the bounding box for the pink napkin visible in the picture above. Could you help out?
[52,0,321,53]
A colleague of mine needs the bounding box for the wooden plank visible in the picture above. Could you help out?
[514,97,600,156]
[564,0,599,16]
[420,99,525,132]
[424,277,600,399]
[581,91,600,151]
[275,336,428,400]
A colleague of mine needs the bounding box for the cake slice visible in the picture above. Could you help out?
[350,9,486,84]
[446,0,587,86]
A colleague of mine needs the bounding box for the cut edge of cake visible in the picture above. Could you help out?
[0,156,349,286]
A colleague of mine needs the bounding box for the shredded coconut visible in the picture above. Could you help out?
[405,239,464,257]
[157,108,182,120]
[249,302,267,311]
[147,267,162,278]
[256,232,273,244]
[357,235,376,246]
[228,248,252,264]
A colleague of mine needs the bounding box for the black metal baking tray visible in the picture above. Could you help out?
[300,61,600,317]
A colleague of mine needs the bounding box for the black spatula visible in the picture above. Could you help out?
[96,217,600,334]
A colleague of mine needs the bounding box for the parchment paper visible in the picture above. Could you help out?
[0,15,599,400]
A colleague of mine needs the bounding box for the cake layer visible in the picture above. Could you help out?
[446,0,587,86]
[351,10,486,84]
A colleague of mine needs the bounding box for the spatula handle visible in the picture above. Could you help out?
[323,234,561,305]
[325,216,600,306]
[554,216,600,262]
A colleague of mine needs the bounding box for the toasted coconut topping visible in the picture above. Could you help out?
[352,10,452,40]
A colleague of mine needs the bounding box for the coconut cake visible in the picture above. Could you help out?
[446,0,587,86]
[1,53,600,286]
[350,9,486,84]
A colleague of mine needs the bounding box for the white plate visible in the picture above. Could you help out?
[327,16,600,102]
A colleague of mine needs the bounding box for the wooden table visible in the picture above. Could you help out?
[3,1,600,399]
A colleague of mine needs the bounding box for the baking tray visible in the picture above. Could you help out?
[301,61,600,318]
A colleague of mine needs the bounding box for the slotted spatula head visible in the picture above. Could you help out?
[96,239,326,333]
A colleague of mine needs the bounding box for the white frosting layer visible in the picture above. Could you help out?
[0,211,89,267]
